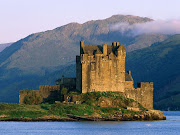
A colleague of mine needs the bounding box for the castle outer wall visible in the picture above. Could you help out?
[124,82,153,109]
[19,85,60,104]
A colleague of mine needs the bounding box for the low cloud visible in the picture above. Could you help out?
[110,19,180,36]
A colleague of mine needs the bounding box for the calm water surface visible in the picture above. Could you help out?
[0,111,179,135]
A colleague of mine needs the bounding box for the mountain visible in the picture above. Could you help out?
[0,15,169,103]
[0,15,168,75]
[126,34,180,110]
[0,43,12,52]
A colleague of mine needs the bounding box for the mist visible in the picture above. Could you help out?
[110,19,180,36]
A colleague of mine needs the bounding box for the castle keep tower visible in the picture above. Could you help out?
[76,41,153,109]
[76,41,127,93]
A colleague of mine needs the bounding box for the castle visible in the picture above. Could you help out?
[76,41,153,109]
[76,41,132,93]
[19,41,153,109]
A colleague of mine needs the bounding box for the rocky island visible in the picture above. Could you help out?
[0,92,166,121]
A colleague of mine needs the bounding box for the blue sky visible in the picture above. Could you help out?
[0,0,180,43]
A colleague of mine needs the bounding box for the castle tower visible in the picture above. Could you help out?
[76,41,127,93]
[116,44,126,92]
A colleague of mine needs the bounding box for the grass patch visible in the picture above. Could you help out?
[138,103,148,111]
[49,104,95,116]
[0,92,146,119]
[8,111,46,118]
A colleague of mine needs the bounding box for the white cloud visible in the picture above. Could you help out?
[110,19,180,36]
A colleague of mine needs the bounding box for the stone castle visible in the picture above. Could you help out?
[76,41,153,109]
[19,41,153,109]
[76,41,132,93]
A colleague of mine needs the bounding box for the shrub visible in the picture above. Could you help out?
[24,96,31,104]
[0,103,18,110]
[138,103,148,111]
[68,91,80,95]
[61,87,68,95]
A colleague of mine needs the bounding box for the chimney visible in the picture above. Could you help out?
[112,42,116,46]
[103,44,107,55]
[116,42,119,46]
[80,41,84,54]
[127,70,131,75]
[80,41,84,46]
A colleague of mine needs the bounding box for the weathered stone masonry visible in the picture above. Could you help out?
[19,85,60,104]
[76,41,153,109]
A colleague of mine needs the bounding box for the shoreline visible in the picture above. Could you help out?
[0,110,166,122]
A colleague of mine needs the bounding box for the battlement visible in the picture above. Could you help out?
[137,82,153,88]
[39,85,60,91]
[79,41,126,58]
[19,90,38,94]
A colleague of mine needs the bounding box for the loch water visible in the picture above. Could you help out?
[0,111,179,135]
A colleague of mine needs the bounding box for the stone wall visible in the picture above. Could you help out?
[125,81,134,89]
[19,90,41,104]
[124,82,153,109]
[56,77,76,91]
[39,85,60,102]
[19,85,60,104]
